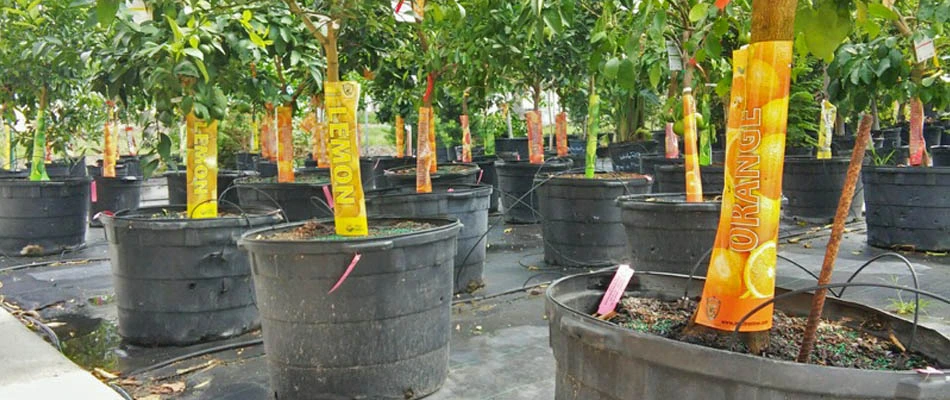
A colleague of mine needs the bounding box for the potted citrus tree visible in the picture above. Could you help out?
[0,1,95,256]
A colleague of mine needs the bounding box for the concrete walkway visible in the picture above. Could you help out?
[0,309,122,399]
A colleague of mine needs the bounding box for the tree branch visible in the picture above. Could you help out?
[282,0,328,46]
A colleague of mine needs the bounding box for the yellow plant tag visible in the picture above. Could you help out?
[696,41,793,332]
[325,82,368,236]
[1,122,11,170]
[277,105,295,183]
[817,100,836,159]
[186,112,218,219]
[396,115,405,158]
[103,104,117,178]
[682,89,703,202]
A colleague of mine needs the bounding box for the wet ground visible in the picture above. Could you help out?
[1,180,948,399]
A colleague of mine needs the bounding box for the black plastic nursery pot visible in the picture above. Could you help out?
[100,205,282,345]
[0,178,91,256]
[257,160,278,178]
[495,137,529,161]
[862,166,950,251]
[924,126,943,148]
[607,141,659,172]
[236,152,260,171]
[654,164,726,195]
[536,172,652,267]
[638,154,683,176]
[473,155,500,212]
[27,158,87,178]
[165,170,255,207]
[359,156,416,191]
[932,146,950,167]
[234,174,333,222]
[384,162,482,187]
[782,157,865,223]
[239,218,461,400]
[875,127,902,149]
[546,270,950,400]
[90,176,142,227]
[616,193,720,275]
[496,158,574,224]
[366,184,492,293]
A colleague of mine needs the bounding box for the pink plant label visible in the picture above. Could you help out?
[597,264,634,316]
[91,180,98,203]
[322,185,335,209]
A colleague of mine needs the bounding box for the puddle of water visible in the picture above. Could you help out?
[60,318,122,371]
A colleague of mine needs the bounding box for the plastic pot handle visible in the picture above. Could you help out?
[444,190,478,200]
[342,240,395,252]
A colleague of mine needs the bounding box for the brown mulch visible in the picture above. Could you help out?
[613,297,940,371]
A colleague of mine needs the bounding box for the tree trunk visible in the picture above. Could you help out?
[870,97,881,130]
[29,85,50,181]
[325,28,340,83]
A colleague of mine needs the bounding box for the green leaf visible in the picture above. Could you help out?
[867,3,899,21]
[618,59,636,90]
[798,3,851,62]
[604,57,621,79]
[96,0,119,26]
[874,58,891,77]
[689,3,709,23]
[649,64,661,89]
[590,31,607,44]
[921,75,936,87]
[183,47,203,60]
[194,59,210,83]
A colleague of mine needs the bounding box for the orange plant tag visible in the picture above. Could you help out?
[696,42,792,332]
[527,110,544,164]
[417,107,433,193]
[325,81,368,236]
[908,97,925,166]
[682,89,703,202]
[555,112,568,157]
[460,114,473,162]
[185,112,218,219]
[395,115,405,158]
[277,105,295,183]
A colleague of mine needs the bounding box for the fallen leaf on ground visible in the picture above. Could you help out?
[503,228,512,234]
[787,238,801,244]
[175,360,218,376]
[851,250,862,255]
[925,251,947,257]
[138,395,162,400]
[526,265,540,271]
[803,242,812,249]
[194,380,211,389]
[93,367,119,380]
[117,378,140,386]
[152,381,186,394]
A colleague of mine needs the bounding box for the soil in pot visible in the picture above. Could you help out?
[359,156,415,191]
[90,175,142,227]
[782,157,864,223]
[615,297,936,369]
[100,205,282,345]
[366,184,492,293]
[239,218,461,400]
[497,158,574,224]
[862,166,950,251]
[0,177,91,256]
[654,164,726,195]
[617,193,721,275]
[234,174,332,222]
[384,162,481,187]
[537,172,652,267]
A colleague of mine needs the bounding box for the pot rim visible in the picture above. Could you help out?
[546,269,950,379]
[0,176,92,186]
[384,162,481,177]
[101,204,283,226]
[616,193,722,210]
[238,217,460,248]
